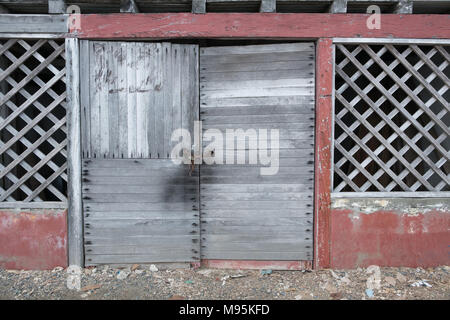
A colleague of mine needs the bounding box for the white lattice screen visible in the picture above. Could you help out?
[0,39,67,202]
[334,43,449,192]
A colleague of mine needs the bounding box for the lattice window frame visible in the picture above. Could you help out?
[0,38,68,205]
[332,40,450,196]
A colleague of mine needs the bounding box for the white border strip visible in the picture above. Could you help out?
[332,192,450,198]
[0,202,68,209]
[333,38,450,45]
[0,33,66,39]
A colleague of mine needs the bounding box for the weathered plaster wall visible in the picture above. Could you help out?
[330,198,450,268]
[0,209,68,270]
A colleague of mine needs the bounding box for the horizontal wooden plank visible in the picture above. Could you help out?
[200,43,314,56]
[201,104,314,116]
[200,167,313,176]
[83,185,198,194]
[201,209,313,219]
[85,253,197,265]
[0,14,68,33]
[202,234,312,244]
[200,68,314,81]
[85,245,198,255]
[201,192,313,201]
[85,211,198,220]
[85,218,198,228]
[84,225,197,236]
[201,60,313,73]
[200,183,313,193]
[202,122,314,130]
[201,95,314,108]
[83,159,187,168]
[201,114,314,124]
[84,176,199,185]
[83,193,197,203]
[201,200,312,209]
[200,175,313,184]
[202,86,314,99]
[200,51,314,65]
[201,78,313,91]
[84,167,198,177]
[201,243,311,253]
[84,202,199,211]
[84,235,197,246]
[200,250,311,260]
[202,216,312,227]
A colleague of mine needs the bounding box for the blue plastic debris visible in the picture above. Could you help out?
[260,269,273,275]
[365,289,374,298]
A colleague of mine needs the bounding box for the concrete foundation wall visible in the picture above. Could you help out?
[330,198,450,269]
[0,209,68,270]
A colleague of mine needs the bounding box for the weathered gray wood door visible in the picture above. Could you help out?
[80,41,200,265]
[199,43,315,261]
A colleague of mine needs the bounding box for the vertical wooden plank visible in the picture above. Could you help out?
[107,42,119,158]
[90,42,101,158]
[99,42,109,158]
[126,42,137,158]
[171,44,182,156]
[314,38,333,269]
[79,40,90,158]
[136,42,147,158]
[66,38,83,267]
[145,43,155,158]
[118,42,128,158]
[181,46,191,137]
[190,45,199,134]
[154,43,165,159]
[260,0,276,13]
[192,0,206,14]
[163,42,173,158]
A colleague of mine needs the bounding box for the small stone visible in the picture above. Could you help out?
[135,269,144,275]
[131,264,140,271]
[324,282,338,294]
[385,276,396,286]
[117,270,130,280]
[81,284,101,292]
[396,272,407,283]
[294,294,302,300]
[169,295,185,300]
[330,292,343,300]
[52,267,64,273]
[149,264,159,272]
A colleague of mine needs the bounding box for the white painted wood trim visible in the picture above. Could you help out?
[331,192,450,198]
[333,38,450,45]
[0,202,68,209]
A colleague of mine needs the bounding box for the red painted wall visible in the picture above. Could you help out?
[0,209,68,270]
[330,204,450,268]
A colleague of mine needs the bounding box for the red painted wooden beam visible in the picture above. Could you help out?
[75,13,450,39]
[314,38,334,269]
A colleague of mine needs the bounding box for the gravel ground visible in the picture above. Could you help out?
[0,265,448,300]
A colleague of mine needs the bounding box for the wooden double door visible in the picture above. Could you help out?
[80,41,315,266]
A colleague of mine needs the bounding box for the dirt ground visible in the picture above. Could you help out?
[0,265,448,300]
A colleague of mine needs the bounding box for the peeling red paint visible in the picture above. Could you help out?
[330,208,450,268]
[76,13,450,39]
[314,38,333,269]
[202,260,312,270]
[0,210,68,270]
